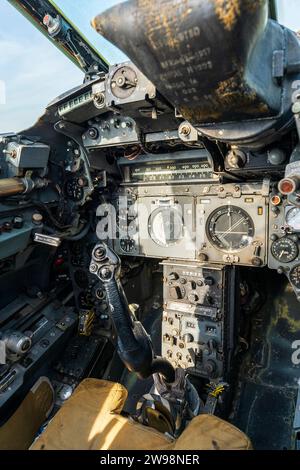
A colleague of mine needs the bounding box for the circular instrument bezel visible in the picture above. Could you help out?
[271,237,299,264]
[206,205,255,253]
[148,206,184,248]
[286,206,300,231]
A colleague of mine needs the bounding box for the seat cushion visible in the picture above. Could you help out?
[31,379,252,450]
[0,377,54,450]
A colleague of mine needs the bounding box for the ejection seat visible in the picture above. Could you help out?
[30,379,252,451]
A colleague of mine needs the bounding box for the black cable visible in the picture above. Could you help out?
[29,200,72,230]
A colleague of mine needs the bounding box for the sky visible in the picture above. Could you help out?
[0,0,299,133]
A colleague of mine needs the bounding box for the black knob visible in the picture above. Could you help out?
[204,277,214,286]
[88,127,99,140]
[168,272,179,281]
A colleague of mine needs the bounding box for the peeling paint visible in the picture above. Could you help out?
[214,0,241,32]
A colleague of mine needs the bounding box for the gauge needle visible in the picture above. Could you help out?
[220,217,246,239]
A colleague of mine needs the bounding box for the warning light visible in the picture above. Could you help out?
[270,194,282,206]
[43,14,50,26]
[278,178,297,195]
[54,257,64,267]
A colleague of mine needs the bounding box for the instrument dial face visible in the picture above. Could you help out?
[271,237,298,263]
[149,206,184,247]
[120,237,135,253]
[290,265,300,289]
[206,206,254,252]
[286,207,300,231]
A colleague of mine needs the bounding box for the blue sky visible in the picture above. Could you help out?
[0,0,298,133]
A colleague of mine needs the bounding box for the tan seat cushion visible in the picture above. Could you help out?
[31,379,252,451]
[0,377,54,450]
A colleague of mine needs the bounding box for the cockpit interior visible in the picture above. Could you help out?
[0,0,300,452]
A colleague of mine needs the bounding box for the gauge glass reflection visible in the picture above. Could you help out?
[286,207,300,232]
[149,206,184,247]
[207,206,254,252]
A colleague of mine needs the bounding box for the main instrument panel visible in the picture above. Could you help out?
[111,180,270,268]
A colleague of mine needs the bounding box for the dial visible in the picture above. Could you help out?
[286,207,300,231]
[271,237,298,263]
[206,206,254,252]
[149,206,183,247]
[120,237,135,253]
[290,265,300,289]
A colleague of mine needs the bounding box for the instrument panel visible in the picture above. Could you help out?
[268,200,300,299]
[161,261,237,380]
[112,180,270,267]
[119,149,218,186]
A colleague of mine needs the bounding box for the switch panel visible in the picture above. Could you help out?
[162,261,237,380]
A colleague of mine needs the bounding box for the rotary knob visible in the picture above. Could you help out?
[188,293,199,303]
[183,333,194,343]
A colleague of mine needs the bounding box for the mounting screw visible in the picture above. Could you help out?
[94,246,106,261]
[179,124,191,136]
[90,263,98,274]
[100,267,112,280]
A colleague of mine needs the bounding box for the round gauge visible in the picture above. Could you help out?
[271,237,298,263]
[149,206,184,247]
[286,207,300,231]
[206,206,254,252]
[290,265,300,289]
[120,238,136,253]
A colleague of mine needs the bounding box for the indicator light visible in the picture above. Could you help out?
[270,194,282,206]
[278,178,297,195]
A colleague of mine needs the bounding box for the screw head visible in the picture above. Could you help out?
[94,247,106,261]
[180,124,191,136]
[100,267,111,280]
[90,263,98,274]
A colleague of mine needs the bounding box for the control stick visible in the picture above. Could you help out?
[90,243,175,382]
